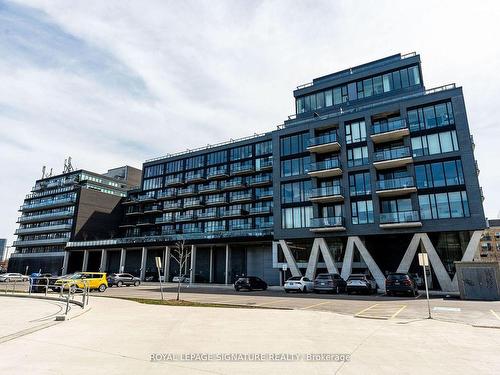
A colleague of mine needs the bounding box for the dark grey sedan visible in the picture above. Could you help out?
[107,273,141,287]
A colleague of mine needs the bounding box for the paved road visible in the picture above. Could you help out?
[100,283,500,327]
[1,296,500,374]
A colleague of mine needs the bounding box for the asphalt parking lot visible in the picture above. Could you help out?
[4,280,500,327]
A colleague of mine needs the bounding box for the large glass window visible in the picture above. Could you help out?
[351,200,374,224]
[349,171,371,196]
[345,120,366,144]
[411,130,459,157]
[280,133,309,156]
[280,156,310,177]
[408,101,455,132]
[418,191,469,220]
[281,180,312,203]
[230,145,253,161]
[347,146,369,167]
[166,160,183,173]
[144,164,164,178]
[255,140,272,156]
[281,206,313,229]
[185,155,204,170]
[143,177,163,191]
[207,150,227,165]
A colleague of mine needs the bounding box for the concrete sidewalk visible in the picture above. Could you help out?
[1,296,499,374]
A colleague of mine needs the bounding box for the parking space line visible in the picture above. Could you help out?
[490,309,500,321]
[254,299,288,307]
[355,304,406,320]
[355,304,380,316]
[299,301,332,310]
[390,305,407,319]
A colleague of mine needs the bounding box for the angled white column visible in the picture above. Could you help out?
[419,234,454,292]
[62,250,70,275]
[278,240,301,277]
[119,248,126,273]
[190,245,196,284]
[305,238,339,279]
[82,250,89,272]
[396,233,422,273]
[99,249,107,272]
[452,230,483,288]
[341,237,355,281]
[140,247,147,281]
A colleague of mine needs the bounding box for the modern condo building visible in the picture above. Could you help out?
[64,53,486,291]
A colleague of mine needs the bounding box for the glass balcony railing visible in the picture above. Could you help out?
[230,192,253,202]
[158,190,177,199]
[222,180,247,190]
[258,159,273,169]
[156,216,175,224]
[143,205,163,213]
[205,196,227,205]
[17,210,74,223]
[230,163,255,175]
[15,223,73,235]
[176,213,196,222]
[310,216,345,228]
[197,211,219,219]
[198,182,219,193]
[248,175,272,186]
[373,146,411,162]
[125,207,142,215]
[137,195,156,202]
[372,119,407,135]
[207,167,229,178]
[308,133,339,147]
[248,206,272,215]
[222,209,247,217]
[178,187,198,196]
[185,172,205,182]
[20,196,76,211]
[163,202,182,210]
[376,177,415,191]
[182,227,203,234]
[165,176,184,185]
[13,236,70,247]
[310,186,343,199]
[309,159,341,172]
[229,223,253,231]
[184,199,204,208]
[380,210,420,224]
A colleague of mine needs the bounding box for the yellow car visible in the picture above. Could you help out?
[55,272,108,292]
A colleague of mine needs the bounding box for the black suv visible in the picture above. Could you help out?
[234,277,268,291]
[107,273,141,287]
[385,273,418,297]
[313,273,347,294]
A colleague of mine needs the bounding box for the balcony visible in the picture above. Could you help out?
[122,198,139,205]
[205,196,227,206]
[178,186,198,197]
[165,176,184,186]
[13,237,70,247]
[370,119,409,143]
[373,146,412,170]
[143,205,163,214]
[182,227,203,234]
[248,175,272,186]
[310,186,344,203]
[198,182,219,194]
[379,210,422,229]
[230,163,255,176]
[222,209,248,218]
[309,217,346,232]
[125,208,143,216]
[163,201,183,211]
[222,180,247,191]
[137,195,156,203]
[230,192,254,203]
[307,133,341,153]
[375,177,417,197]
[17,210,74,223]
[258,158,273,171]
[136,219,155,226]
[207,167,229,179]
[256,189,273,200]
[14,223,73,235]
[156,216,175,224]
[248,206,272,215]
[157,190,177,200]
[184,198,205,208]
[197,211,219,220]
[308,159,342,178]
[20,196,76,212]
[176,213,196,222]
[229,223,253,231]
[185,172,206,183]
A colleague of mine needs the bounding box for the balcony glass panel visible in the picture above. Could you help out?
[376,177,415,191]
[380,210,420,223]
[372,119,407,134]
[310,216,345,227]
[309,159,341,172]
[373,147,411,162]
[308,133,339,147]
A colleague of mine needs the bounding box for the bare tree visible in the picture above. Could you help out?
[170,240,191,301]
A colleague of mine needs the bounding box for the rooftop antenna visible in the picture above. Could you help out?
[47,168,53,178]
[41,166,46,179]
[63,156,74,173]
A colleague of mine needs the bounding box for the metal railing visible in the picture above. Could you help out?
[380,210,420,224]
[308,133,339,147]
[309,159,341,172]
[310,186,343,198]
[376,176,415,191]
[373,146,411,162]
[372,118,407,135]
[310,216,345,228]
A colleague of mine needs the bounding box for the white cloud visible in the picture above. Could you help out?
[1,0,500,245]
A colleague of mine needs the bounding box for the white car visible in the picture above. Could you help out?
[0,273,29,282]
[172,275,190,283]
[284,276,314,293]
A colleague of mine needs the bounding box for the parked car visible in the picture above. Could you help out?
[49,274,73,291]
[385,273,419,297]
[346,274,377,295]
[0,273,29,282]
[107,273,141,287]
[172,275,190,283]
[313,273,347,294]
[284,276,313,293]
[29,273,52,293]
[55,272,108,292]
[234,276,267,291]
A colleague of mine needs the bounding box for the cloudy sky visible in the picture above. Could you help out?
[1,0,500,245]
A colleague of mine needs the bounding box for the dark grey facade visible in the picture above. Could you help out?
[65,53,486,291]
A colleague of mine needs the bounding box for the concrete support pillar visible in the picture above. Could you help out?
[82,250,89,272]
[163,246,170,282]
[209,246,214,283]
[140,247,147,281]
[119,248,126,273]
[99,249,107,272]
[225,244,231,284]
[190,245,196,284]
[62,250,70,275]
